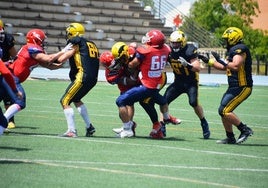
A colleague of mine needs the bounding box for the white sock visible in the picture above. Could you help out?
[77,104,91,128]
[63,108,75,132]
[4,104,21,121]
[123,121,132,130]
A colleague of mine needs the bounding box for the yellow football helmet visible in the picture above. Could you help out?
[222,27,243,46]
[111,41,129,61]
[169,30,187,52]
[0,19,4,28]
[66,23,85,39]
[110,42,129,69]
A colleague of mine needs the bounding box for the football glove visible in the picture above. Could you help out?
[211,51,228,67]
[108,59,122,71]
[198,54,214,66]
[178,56,193,69]
[61,43,73,52]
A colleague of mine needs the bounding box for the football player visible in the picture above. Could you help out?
[100,42,170,138]
[199,27,253,144]
[3,28,72,127]
[56,23,99,138]
[115,29,178,138]
[163,30,210,139]
[0,19,17,129]
[100,45,139,137]
[0,59,23,135]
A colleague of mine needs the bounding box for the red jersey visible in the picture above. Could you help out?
[105,45,140,93]
[0,60,17,91]
[136,44,170,89]
[105,65,140,93]
[8,43,44,83]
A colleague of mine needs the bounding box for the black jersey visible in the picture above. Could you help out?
[67,36,99,82]
[168,43,199,82]
[0,33,15,61]
[226,43,253,87]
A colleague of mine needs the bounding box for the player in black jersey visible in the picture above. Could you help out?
[199,27,253,144]
[163,30,210,139]
[56,23,99,138]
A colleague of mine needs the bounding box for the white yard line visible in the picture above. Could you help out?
[0,158,240,188]
[27,135,268,160]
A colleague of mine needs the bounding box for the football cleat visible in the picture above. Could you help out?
[113,121,137,136]
[86,124,95,137]
[149,122,163,138]
[150,129,164,139]
[7,122,16,129]
[163,115,181,125]
[216,137,236,144]
[60,130,78,138]
[201,122,210,139]
[112,127,123,134]
[119,128,134,138]
[236,126,253,144]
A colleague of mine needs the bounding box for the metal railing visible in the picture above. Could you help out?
[151,0,221,48]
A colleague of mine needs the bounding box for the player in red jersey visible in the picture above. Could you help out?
[100,44,139,136]
[101,42,173,138]
[0,19,18,129]
[0,61,22,135]
[3,28,72,125]
[115,29,178,138]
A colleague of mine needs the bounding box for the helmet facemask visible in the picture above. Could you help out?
[141,33,152,45]
[170,42,183,52]
[169,30,186,51]
[142,30,165,48]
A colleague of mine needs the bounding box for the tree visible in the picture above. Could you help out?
[186,0,267,59]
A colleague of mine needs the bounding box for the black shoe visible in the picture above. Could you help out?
[86,124,95,137]
[201,122,210,139]
[216,137,236,144]
[236,126,253,144]
[160,121,166,137]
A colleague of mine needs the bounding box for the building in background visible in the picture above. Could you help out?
[251,0,268,32]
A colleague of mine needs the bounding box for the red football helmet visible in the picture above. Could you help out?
[141,29,166,48]
[100,51,118,70]
[26,29,47,47]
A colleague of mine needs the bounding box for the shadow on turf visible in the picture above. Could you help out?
[0,146,31,151]
[10,126,38,129]
[237,143,268,147]
[5,131,57,137]
[0,160,31,164]
[92,135,186,141]
[5,131,187,141]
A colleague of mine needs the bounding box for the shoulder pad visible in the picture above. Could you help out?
[136,45,151,54]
